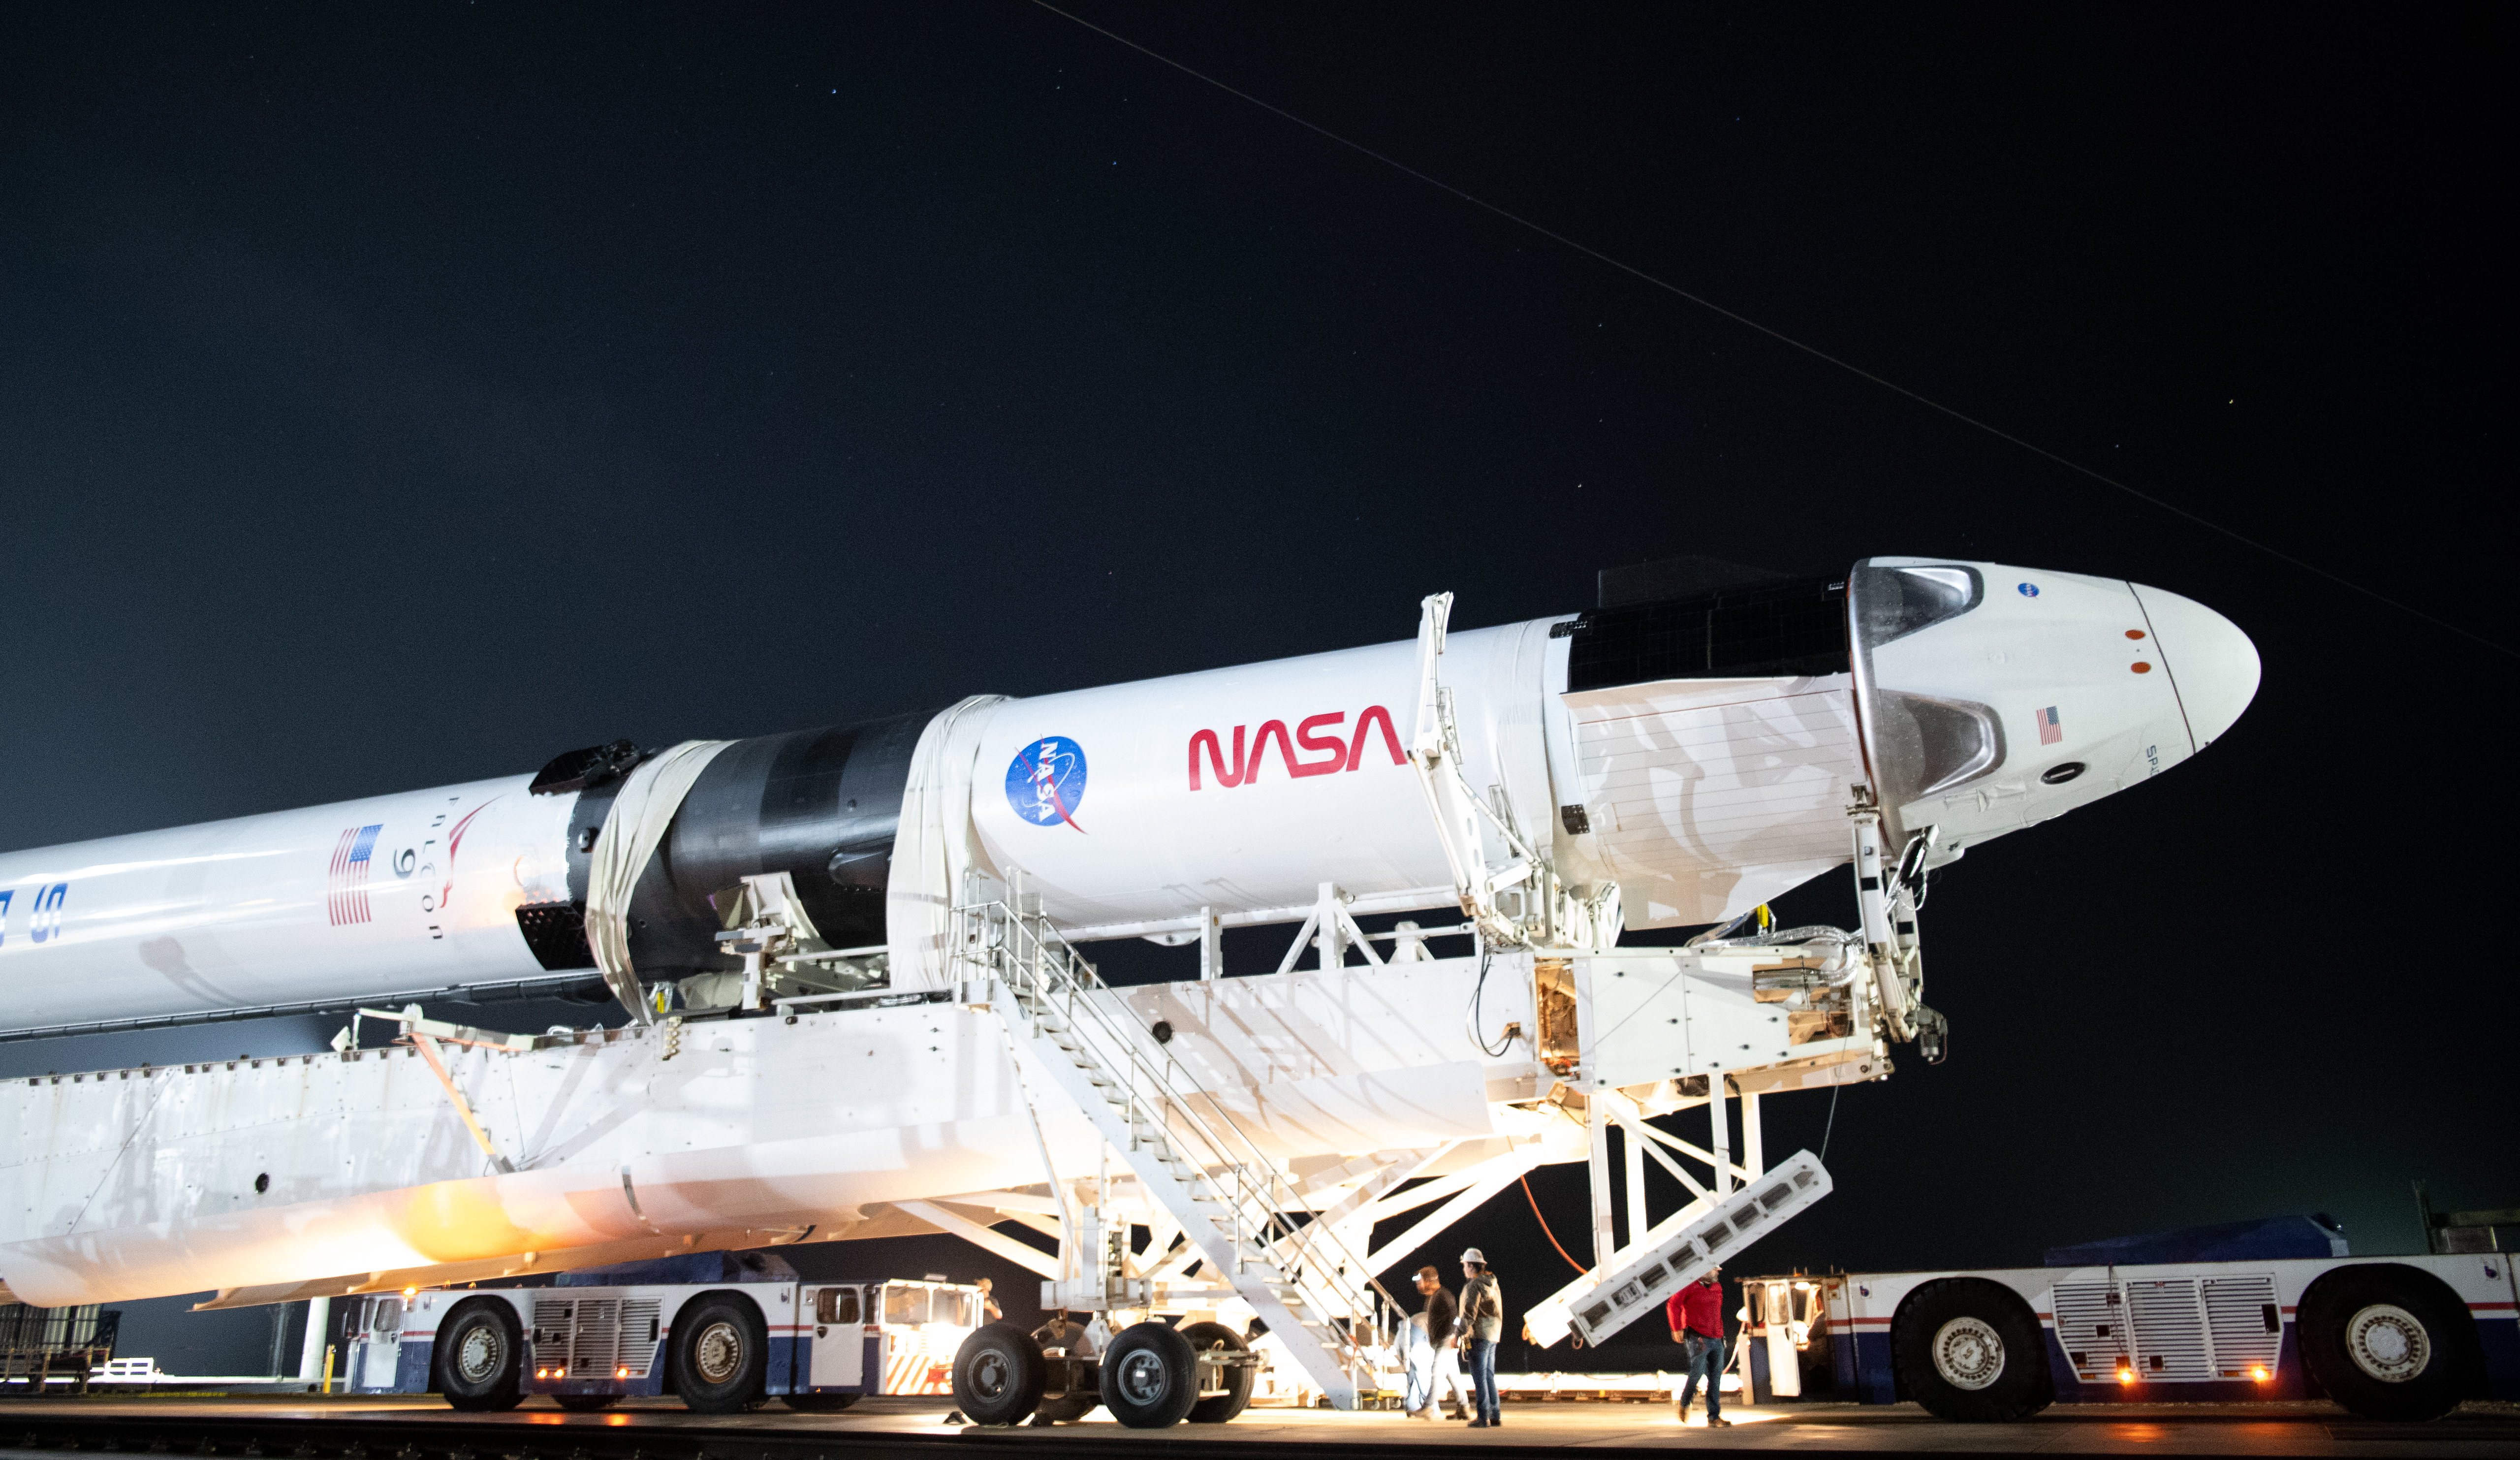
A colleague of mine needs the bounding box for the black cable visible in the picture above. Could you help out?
[1469,945,1513,1058]
[1029,0,2520,662]
[1819,1082,1843,1165]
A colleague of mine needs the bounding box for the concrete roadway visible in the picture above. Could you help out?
[2,1393,2516,1457]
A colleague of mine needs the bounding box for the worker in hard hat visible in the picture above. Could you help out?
[1459,1248,1505,1428]
[1668,1266,1731,1428]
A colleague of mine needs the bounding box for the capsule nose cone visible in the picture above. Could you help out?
[2132,583,2260,752]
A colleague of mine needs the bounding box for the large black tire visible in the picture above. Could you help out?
[2300,1265,2475,1421]
[1891,1278,2051,1422]
[553,1394,621,1411]
[435,1299,524,1412]
[1099,1321,1201,1429]
[782,1392,861,1412]
[1179,1321,1255,1424]
[671,1293,770,1414]
[951,1322,1047,1427]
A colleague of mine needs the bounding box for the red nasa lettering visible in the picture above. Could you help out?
[1188,706,1405,791]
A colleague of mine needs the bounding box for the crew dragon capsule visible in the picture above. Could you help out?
[0,560,2258,1035]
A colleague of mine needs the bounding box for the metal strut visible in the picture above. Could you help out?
[1406,592,1618,952]
[1847,789,1946,1057]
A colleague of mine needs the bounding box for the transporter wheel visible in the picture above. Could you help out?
[671,1294,770,1414]
[950,1321,1047,1426]
[1891,1278,2051,1422]
[435,1299,525,1412]
[1180,1321,1256,1423]
[2300,1265,2475,1421]
[553,1394,621,1412]
[1099,1321,1200,1429]
[781,1392,862,1412]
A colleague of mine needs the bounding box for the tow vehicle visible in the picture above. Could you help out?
[1740,1221,2519,1422]
[340,1254,986,1412]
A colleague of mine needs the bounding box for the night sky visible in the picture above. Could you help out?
[2,3,2510,1375]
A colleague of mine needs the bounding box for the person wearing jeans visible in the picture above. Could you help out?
[1668,1267,1731,1428]
[1467,1333,1500,1426]
[1411,1265,1470,1420]
[1458,1247,1505,1428]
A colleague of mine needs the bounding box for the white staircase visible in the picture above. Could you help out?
[1522,1149,1832,1348]
[957,896,1391,1409]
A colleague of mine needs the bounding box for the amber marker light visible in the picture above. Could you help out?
[403,1286,418,1297]
[616,1367,630,1378]
[2116,1364,2136,1385]
[2252,1366,2270,1382]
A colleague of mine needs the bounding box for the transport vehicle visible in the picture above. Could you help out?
[1741,1222,2519,1422]
[340,1255,986,1412]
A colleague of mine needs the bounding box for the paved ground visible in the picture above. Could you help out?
[3,1393,2516,1456]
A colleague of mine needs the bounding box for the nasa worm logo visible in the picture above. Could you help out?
[1006,736,1089,833]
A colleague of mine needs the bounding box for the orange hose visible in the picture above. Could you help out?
[1521,1174,1589,1275]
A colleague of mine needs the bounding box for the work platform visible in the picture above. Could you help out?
[1,1394,2514,1459]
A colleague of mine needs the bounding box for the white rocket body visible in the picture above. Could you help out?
[0,560,2260,1036]
[0,782,570,1033]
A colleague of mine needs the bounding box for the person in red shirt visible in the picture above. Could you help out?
[1666,1266,1731,1427]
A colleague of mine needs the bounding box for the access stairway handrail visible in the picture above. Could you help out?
[952,896,1404,1401]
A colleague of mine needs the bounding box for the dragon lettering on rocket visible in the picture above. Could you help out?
[435,799,499,917]
[1189,706,1405,791]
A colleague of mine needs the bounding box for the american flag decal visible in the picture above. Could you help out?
[2038,705,2064,746]
[328,824,384,925]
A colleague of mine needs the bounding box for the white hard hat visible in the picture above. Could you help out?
[1460,1247,1485,1264]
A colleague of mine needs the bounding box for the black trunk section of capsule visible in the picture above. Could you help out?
[599,710,930,980]
[1562,575,1850,691]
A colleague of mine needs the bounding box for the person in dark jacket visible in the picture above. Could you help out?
[1409,1265,1470,1420]
[1667,1267,1731,1427]
[1459,1248,1505,1428]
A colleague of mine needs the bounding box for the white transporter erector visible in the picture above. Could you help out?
[0,559,2257,1426]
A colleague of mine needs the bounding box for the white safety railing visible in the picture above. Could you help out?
[952,895,1402,1404]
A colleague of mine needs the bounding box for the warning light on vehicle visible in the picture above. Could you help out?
[616,1367,630,1378]
[2252,1366,2270,1382]
[2116,1365,2136,1385]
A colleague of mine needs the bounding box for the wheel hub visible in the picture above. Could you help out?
[693,1320,745,1384]
[971,1349,1010,1399]
[2345,1303,2429,1383]
[1116,1349,1171,1406]
[456,1322,504,1384]
[1931,1315,2006,1391]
